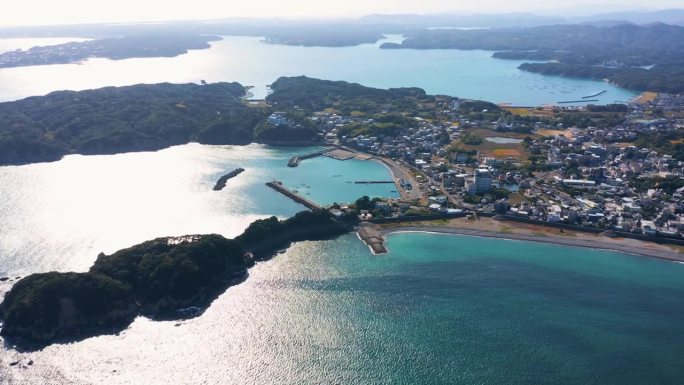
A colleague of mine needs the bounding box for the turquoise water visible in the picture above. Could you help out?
[2,232,682,384]
[0,36,637,105]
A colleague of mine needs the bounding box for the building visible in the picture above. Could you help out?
[467,169,492,194]
[267,112,288,126]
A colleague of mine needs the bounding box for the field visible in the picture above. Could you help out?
[502,106,555,117]
[634,91,658,105]
[456,129,530,160]
[492,149,522,157]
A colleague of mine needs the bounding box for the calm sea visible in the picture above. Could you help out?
[0,35,637,105]
[1,231,682,385]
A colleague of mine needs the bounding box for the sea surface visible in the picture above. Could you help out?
[0,35,637,105]
[1,230,683,385]
[0,144,397,275]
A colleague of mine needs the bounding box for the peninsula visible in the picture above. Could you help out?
[0,81,320,165]
[0,34,222,68]
[0,210,350,346]
[0,76,436,166]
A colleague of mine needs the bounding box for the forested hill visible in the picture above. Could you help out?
[0,77,445,166]
[0,82,269,165]
[381,23,684,93]
[267,76,436,114]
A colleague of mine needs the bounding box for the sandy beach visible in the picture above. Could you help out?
[373,217,684,262]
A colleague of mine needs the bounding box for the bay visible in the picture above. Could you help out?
[0,35,637,106]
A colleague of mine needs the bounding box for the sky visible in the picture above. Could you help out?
[1,0,683,26]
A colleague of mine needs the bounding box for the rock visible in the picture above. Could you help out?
[0,277,9,282]
[9,361,19,366]
[27,360,33,365]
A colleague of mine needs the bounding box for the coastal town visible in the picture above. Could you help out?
[266,90,684,248]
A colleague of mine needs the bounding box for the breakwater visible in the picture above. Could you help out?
[558,99,599,104]
[583,90,607,99]
[213,168,245,191]
[287,148,333,167]
[354,181,395,184]
[266,181,322,210]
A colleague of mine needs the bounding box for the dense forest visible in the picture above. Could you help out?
[0,210,349,346]
[519,63,684,94]
[0,77,449,165]
[381,23,684,92]
[0,82,271,165]
[267,76,438,115]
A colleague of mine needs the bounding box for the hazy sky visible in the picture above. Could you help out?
[2,0,683,26]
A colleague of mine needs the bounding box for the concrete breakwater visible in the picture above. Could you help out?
[287,148,333,167]
[354,181,395,184]
[357,223,388,254]
[266,181,322,210]
[213,168,245,191]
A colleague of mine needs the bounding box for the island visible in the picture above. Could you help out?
[0,210,350,346]
[0,34,222,68]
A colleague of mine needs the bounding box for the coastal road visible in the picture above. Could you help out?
[376,157,424,201]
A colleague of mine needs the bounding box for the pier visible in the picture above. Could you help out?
[266,181,322,210]
[354,181,395,184]
[558,99,599,104]
[287,148,333,167]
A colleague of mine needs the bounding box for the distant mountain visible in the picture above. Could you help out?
[578,9,684,26]
[357,13,566,28]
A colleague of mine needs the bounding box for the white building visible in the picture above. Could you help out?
[467,169,492,194]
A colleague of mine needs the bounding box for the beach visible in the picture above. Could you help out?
[372,217,684,262]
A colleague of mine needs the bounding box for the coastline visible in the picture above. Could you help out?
[377,224,684,263]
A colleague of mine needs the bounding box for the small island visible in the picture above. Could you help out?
[0,210,351,346]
